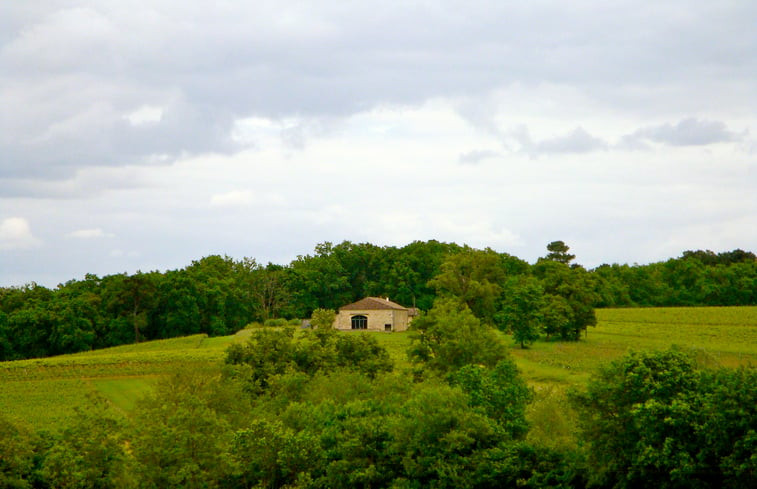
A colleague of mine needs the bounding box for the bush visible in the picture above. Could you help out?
[572,348,757,489]
[310,308,336,330]
[408,298,508,374]
[224,327,394,393]
[263,318,288,327]
[0,415,37,489]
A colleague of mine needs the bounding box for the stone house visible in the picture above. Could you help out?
[332,297,419,332]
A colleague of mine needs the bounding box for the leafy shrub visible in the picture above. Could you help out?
[263,318,289,327]
[573,348,757,489]
[310,308,336,329]
[224,327,393,393]
[408,298,507,374]
[0,415,37,489]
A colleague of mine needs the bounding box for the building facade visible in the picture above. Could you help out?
[333,297,418,332]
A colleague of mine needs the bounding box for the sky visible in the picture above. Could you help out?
[1,1,756,287]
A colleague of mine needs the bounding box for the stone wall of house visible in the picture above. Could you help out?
[333,308,410,332]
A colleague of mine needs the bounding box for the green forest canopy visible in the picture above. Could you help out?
[1,240,755,360]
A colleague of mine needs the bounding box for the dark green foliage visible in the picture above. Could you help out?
[224,326,393,393]
[231,418,321,489]
[429,247,509,324]
[545,240,576,265]
[1,242,756,361]
[389,383,501,488]
[497,275,545,348]
[533,260,598,340]
[591,250,757,307]
[469,442,587,489]
[452,360,533,439]
[573,348,757,489]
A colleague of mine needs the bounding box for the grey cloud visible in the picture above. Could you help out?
[534,127,608,154]
[458,150,499,165]
[2,1,756,194]
[622,118,740,148]
[511,126,608,156]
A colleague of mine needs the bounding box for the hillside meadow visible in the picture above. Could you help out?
[1,306,755,432]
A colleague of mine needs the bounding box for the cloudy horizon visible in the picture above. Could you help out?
[2,1,756,287]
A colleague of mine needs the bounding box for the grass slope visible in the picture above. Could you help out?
[0,331,250,429]
[1,307,755,431]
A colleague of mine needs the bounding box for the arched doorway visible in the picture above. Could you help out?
[351,315,367,330]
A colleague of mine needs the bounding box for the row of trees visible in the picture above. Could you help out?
[593,249,757,307]
[2,302,754,488]
[1,240,755,360]
[0,241,463,360]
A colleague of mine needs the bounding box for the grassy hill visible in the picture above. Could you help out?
[2,306,756,431]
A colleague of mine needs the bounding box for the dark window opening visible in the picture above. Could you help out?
[385,323,392,331]
[351,315,368,330]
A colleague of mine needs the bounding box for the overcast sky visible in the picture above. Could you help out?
[2,1,756,287]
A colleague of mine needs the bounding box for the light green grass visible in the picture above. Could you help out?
[506,306,757,390]
[0,333,250,430]
[2,307,755,431]
[90,377,159,413]
[0,378,95,429]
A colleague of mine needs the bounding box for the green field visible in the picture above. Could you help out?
[1,306,755,431]
[509,306,757,389]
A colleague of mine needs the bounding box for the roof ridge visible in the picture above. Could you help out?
[340,296,409,310]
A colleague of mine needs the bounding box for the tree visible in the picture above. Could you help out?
[102,272,159,343]
[389,382,501,487]
[428,247,507,324]
[41,395,136,489]
[224,326,393,393]
[310,308,336,329]
[408,298,508,374]
[497,276,545,348]
[452,360,533,439]
[131,372,241,489]
[533,260,598,340]
[539,294,573,340]
[229,258,288,322]
[0,416,37,489]
[231,418,321,489]
[392,240,462,310]
[572,349,757,489]
[545,241,575,265]
[285,243,352,317]
[572,349,699,488]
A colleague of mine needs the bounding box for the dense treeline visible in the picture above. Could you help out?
[1,313,754,488]
[593,248,757,307]
[1,240,755,360]
[0,241,461,360]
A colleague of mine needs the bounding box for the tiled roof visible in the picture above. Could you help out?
[339,297,409,311]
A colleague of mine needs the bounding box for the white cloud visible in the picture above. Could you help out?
[124,105,164,126]
[433,215,524,249]
[66,228,115,239]
[1,1,757,285]
[0,217,42,250]
[210,190,254,207]
[209,190,285,208]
